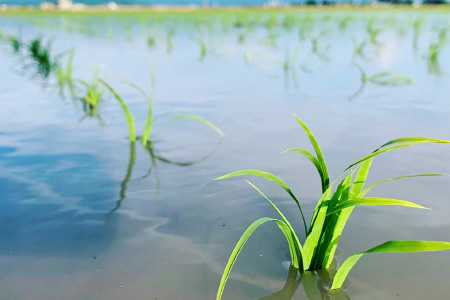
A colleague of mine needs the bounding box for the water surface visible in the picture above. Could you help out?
[1,9,450,300]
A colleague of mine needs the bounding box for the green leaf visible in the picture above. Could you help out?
[358,174,444,197]
[331,240,450,290]
[245,180,304,269]
[216,217,297,300]
[323,160,374,269]
[293,114,329,192]
[345,140,439,172]
[142,96,154,146]
[99,80,136,142]
[215,169,307,235]
[350,158,373,197]
[326,197,429,215]
[282,148,327,191]
[380,137,450,148]
[303,188,332,269]
[165,114,225,137]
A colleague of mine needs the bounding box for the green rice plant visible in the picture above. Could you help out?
[78,75,104,118]
[166,28,175,54]
[215,115,450,299]
[197,39,207,61]
[280,47,300,90]
[100,80,136,142]
[54,49,75,97]
[99,80,224,144]
[8,35,23,53]
[412,17,426,54]
[426,41,443,66]
[28,38,57,78]
[147,35,156,48]
[366,18,383,46]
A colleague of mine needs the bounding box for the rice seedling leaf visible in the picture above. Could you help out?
[323,159,373,268]
[293,115,329,192]
[380,137,450,148]
[142,96,154,146]
[165,114,225,137]
[99,80,136,142]
[326,197,429,215]
[344,140,448,172]
[358,174,444,197]
[303,188,332,269]
[331,240,450,290]
[216,217,297,300]
[282,148,327,190]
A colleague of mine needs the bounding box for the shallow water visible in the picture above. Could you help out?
[1,9,450,300]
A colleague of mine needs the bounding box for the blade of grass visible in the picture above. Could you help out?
[282,148,326,190]
[358,174,444,197]
[331,240,450,290]
[380,137,450,148]
[323,159,373,268]
[99,79,136,142]
[293,114,329,192]
[326,197,429,215]
[216,217,298,300]
[344,139,449,172]
[164,114,225,138]
[142,96,154,146]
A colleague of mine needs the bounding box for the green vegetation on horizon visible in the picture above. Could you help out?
[215,115,450,299]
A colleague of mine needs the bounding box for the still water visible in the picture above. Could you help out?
[0,9,450,300]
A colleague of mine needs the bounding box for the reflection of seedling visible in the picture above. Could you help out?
[280,47,300,89]
[216,116,450,299]
[259,261,350,300]
[350,64,414,100]
[100,76,224,215]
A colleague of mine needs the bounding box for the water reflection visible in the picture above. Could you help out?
[259,261,350,300]
[108,138,224,215]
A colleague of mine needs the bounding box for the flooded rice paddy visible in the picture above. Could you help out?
[1,8,450,300]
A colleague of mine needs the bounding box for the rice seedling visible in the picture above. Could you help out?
[147,35,156,48]
[412,17,426,55]
[78,75,104,118]
[99,80,224,145]
[197,39,207,61]
[215,115,450,299]
[8,35,23,53]
[366,18,383,46]
[28,38,57,78]
[166,28,175,54]
[280,47,300,89]
[54,49,75,97]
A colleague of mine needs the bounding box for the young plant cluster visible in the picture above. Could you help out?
[215,115,450,299]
